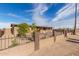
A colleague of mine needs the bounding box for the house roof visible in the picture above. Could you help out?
[11,24,52,29]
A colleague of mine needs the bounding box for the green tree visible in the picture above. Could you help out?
[17,23,29,37]
[31,23,37,32]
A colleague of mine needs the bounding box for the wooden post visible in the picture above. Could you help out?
[63,29,64,34]
[33,31,39,51]
[71,30,73,35]
[64,29,67,38]
[4,36,6,49]
[73,3,77,35]
[0,37,2,50]
[8,35,9,48]
[52,30,54,36]
[53,30,56,43]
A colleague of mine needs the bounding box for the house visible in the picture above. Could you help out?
[11,24,53,36]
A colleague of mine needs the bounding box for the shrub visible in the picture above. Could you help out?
[10,39,18,47]
[17,23,30,37]
[31,23,37,32]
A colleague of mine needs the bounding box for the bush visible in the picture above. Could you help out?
[17,23,30,37]
[10,39,18,47]
[31,23,37,32]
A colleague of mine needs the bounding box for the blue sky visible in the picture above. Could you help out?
[0,3,79,29]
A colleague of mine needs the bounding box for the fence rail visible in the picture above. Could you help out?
[0,31,64,51]
[0,36,33,50]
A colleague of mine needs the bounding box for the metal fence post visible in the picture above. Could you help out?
[33,31,39,51]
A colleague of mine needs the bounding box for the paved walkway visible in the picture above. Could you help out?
[0,34,79,56]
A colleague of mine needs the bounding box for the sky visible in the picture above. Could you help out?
[0,3,79,29]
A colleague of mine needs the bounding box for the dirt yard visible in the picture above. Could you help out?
[0,34,79,56]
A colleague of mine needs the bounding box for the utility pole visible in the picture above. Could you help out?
[73,3,77,35]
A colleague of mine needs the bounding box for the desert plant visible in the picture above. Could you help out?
[31,23,37,32]
[17,23,30,37]
[10,39,18,47]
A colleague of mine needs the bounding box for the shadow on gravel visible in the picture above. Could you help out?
[66,38,79,44]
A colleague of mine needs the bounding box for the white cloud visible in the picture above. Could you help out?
[0,13,20,19]
[0,13,30,29]
[32,3,52,26]
[40,4,49,15]
[56,4,71,14]
[50,3,79,28]
[52,16,79,29]
[1,13,30,22]
[51,4,75,22]
[7,13,19,18]
[0,13,18,29]
[25,9,35,13]
[52,3,79,22]
[0,22,16,29]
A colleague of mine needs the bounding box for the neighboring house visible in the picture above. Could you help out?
[11,24,53,36]
[0,28,14,38]
[2,28,14,38]
[0,29,4,37]
[0,24,53,38]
